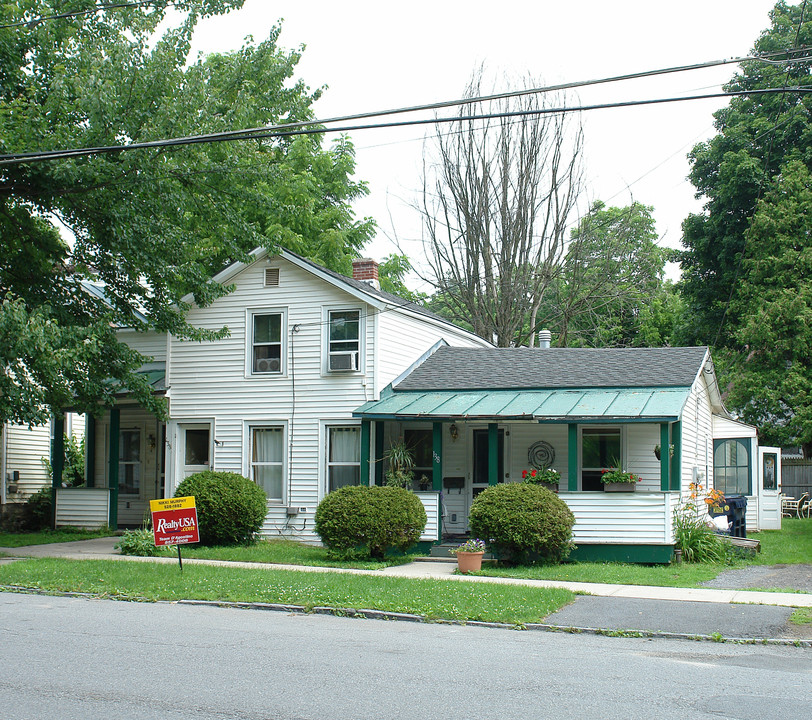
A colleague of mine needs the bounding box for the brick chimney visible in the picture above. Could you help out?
[352,258,380,290]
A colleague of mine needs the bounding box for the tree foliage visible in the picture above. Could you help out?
[0,1,374,425]
[724,161,812,451]
[418,71,584,347]
[679,1,812,346]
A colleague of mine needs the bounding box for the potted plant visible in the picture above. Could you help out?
[600,465,641,492]
[450,538,487,573]
[521,467,561,491]
[384,439,415,489]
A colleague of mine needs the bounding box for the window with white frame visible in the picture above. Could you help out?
[327,309,360,371]
[119,429,141,495]
[250,427,284,502]
[327,426,360,492]
[581,427,621,491]
[251,312,283,374]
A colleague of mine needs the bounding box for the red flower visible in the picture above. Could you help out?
[522,470,528,479]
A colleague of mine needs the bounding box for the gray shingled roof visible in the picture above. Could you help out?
[394,346,709,391]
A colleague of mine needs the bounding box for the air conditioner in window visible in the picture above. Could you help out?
[256,357,281,373]
[329,351,358,371]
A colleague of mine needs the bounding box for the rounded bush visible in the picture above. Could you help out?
[174,471,267,546]
[468,483,575,564]
[314,485,427,559]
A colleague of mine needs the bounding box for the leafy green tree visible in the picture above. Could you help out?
[547,201,672,347]
[0,2,374,426]
[679,1,812,346]
[724,160,812,452]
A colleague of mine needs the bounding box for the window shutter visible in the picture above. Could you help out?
[264,268,280,287]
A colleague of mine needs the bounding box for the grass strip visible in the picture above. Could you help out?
[0,558,573,624]
[169,539,416,570]
[0,528,114,548]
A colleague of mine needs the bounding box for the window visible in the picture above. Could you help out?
[714,439,751,495]
[404,428,433,489]
[119,429,141,495]
[252,312,283,374]
[327,426,360,492]
[581,428,621,491]
[328,309,360,371]
[251,427,284,502]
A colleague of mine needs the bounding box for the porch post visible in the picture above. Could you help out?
[567,424,578,491]
[85,414,96,488]
[108,408,120,529]
[51,415,65,528]
[488,422,498,486]
[432,422,443,492]
[660,423,670,492]
[373,421,384,486]
[670,420,682,491]
[360,420,371,486]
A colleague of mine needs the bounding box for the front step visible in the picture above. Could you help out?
[426,541,495,562]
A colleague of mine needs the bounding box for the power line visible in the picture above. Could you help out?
[3,85,812,167]
[0,1,168,29]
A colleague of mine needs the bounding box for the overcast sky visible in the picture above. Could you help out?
[191,1,780,283]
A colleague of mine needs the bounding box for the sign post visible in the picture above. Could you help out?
[150,496,199,570]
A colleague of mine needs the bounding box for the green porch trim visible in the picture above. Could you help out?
[51,415,65,528]
[85,415,96,488]
[568,424,578,491]
[360,420,371,486]
[670,421,681,491]
[660,423,670,492]
[568,543,675,564]
[373,421,384,486]
[108,408,120,529]
[432,422,443,492]
[488,423,498,486]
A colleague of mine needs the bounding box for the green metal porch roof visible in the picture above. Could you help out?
[354,387,691,423]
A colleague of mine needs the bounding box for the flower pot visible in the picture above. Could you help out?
[456,551,484,573]
[603,482,637,492]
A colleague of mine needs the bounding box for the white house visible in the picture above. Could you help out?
[52,249,490,533]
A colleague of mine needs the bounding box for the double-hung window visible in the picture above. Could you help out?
[251,311,283,374]
[327,426,360,492]
[581,427,621,491]
[327,309,360,372]
[250,427,284,502]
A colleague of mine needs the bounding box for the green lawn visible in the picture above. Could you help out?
[0,558,573,624]
[0,528,114,548]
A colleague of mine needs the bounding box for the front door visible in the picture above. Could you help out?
[180,424,212,479]
[758,446,782,530]
[469,428,505,529]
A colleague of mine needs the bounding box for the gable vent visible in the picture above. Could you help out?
[264,267,280,287]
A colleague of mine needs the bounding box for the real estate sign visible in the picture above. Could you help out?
[150,496,199,546]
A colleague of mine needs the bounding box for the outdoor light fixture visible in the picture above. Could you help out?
[148,434,156,450]
[449,423,459,441]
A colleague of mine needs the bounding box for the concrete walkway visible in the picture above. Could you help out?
[2,536,811,609]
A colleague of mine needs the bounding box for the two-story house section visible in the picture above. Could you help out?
[60,248,491,536]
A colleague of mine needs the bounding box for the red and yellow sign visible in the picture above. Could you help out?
[150,496,199,547]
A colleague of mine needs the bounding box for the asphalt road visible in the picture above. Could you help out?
[1,592,810,720]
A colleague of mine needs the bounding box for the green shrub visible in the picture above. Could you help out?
[314,485,427,559]
[116,528,163,557]
[22,487,53,531]
[672,508,727,563]
[468,483,575,564]
[174,471,267,546]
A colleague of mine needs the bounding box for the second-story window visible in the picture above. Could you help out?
[252,312,283,374]
[328,309,360,372]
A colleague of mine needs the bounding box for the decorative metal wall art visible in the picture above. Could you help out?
[528,440,555,469]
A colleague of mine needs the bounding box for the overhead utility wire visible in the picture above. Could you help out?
[0,1,167,29]
[3,85,811,167]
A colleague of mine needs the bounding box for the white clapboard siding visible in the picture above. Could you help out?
[561,492,673,544]
[4,422,51,500]
[55,488,110,528]
[416,491,440,541]
[625,423,662,491]
[117,330,168,362]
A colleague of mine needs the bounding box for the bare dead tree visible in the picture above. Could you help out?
[418,71,584,347]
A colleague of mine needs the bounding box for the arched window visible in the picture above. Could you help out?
[713,439,751,496]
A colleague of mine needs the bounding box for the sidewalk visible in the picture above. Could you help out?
[2,537,811,641]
